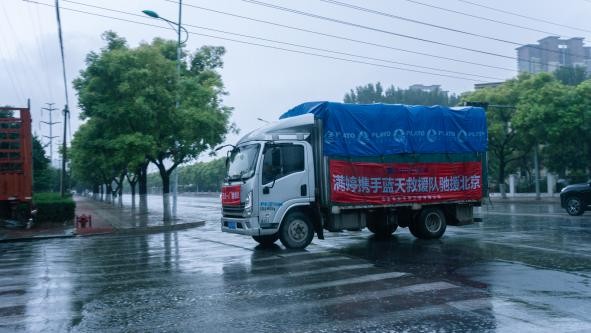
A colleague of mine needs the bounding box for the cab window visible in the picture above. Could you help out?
[262,144,305,184]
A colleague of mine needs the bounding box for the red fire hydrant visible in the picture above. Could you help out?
[76,214,92,228]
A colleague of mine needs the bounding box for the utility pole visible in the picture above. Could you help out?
[534,144,541,200]
[41,103,60,166]
[55,0,70,197]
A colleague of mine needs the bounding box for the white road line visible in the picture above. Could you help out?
[245,264,375,283]
[184,281,458,326]
[282,271,409,292]
[250,256,353,271]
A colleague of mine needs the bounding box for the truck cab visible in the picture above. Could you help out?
[221,114,317,248]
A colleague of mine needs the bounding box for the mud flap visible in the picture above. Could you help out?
[312,204,324,240]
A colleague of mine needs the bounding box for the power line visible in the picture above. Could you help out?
[457,0,591,35]
[402,0,560,37]
[60,0,504,81]
[0,35,25,103]
[320,0,522,45]
[24,0,499,82]
[177,0,516,72]
[319,0,583,59]
[30,4,56,102]
[1,2,51,100]
[241,0,518,61]
[240,0,558,69]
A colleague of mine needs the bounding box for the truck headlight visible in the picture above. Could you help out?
[244,191,253,217]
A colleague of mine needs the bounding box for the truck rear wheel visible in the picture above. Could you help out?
[410,207,446,239]
[367,212,398,238]
[252,233,279,246]
[279,212,314,249]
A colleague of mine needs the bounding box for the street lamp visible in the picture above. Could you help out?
[143,2,189,218]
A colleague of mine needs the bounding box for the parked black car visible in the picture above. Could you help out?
[560,182,591,216]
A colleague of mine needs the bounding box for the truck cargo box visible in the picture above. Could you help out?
[281,102,488,207]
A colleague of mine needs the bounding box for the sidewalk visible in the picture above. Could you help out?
[0,196,205,242]
[488,192,560,204]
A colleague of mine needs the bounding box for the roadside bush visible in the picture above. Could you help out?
[33,193,76,224]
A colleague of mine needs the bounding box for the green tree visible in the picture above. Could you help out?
[462,74,535,197]
[513,74,591,180]
[553,66,588,86]
[73,31,233,218]
[179,158,225,192]
[32,135,58,192]
[344,82,460,106]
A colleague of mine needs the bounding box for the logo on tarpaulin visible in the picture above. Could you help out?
[457,130,467,143]
[427,129,437,143]
[357,131,369,145]
[393,129,406,144]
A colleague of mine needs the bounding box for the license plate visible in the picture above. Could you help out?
[227,221,236,229]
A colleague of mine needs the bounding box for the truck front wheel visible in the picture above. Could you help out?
[409,207,446,239]
[252,233,279,246]
[279,212,314,249]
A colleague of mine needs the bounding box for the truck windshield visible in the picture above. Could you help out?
[226,144,260,181]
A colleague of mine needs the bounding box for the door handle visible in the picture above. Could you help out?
[301,184,307,196]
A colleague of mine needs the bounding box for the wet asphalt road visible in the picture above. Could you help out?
[1,196,591,332]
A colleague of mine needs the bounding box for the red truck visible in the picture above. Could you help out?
[0,103,33,225]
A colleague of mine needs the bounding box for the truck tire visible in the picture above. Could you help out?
[410,207,446,239]
[367,212,397,238]
[279,212,314,249]
[252,233,279,246]
[565,197,585,216]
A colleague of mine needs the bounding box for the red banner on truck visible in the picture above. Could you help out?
[221,185,241,206]
[330,160,482,204]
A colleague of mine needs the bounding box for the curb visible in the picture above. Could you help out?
[0,231,77,243]
[0,221,206,243]
[114,220,206,235]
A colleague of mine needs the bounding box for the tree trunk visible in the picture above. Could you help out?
[159,165,171,221]
[106,183,113,203]
[128,178,137,210]
[139,162,148,213]
[498,156,507,199]
[100,184,104,201]
[117,174,124,207]
[93,184,99,200]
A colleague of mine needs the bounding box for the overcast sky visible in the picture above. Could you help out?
[1,0,590,163]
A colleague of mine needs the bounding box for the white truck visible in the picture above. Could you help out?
[221,102,488,249]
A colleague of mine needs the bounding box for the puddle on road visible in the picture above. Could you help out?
[456,260,591,321]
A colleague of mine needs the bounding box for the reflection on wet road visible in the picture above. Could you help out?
[1,196,591,332]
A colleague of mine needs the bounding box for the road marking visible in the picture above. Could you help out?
[483,241,591,259]
[245,263,375,283]
[479,211,580,219]
[250,256,354,271]
[281,271,409,292]
[162,281,459,328]
[251,250,328,262]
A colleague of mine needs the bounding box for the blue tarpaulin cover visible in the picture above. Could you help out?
[280,102,488,156]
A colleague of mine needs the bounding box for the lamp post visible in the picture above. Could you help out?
[143,2,188,218]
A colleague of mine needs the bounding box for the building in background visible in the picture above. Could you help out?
[474,82,504,90]
[517,36,591,74]
[408,84,442,92]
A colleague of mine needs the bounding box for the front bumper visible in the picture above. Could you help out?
[221,216,279,236]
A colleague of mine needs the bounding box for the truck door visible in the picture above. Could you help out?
[258,143,312,226]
